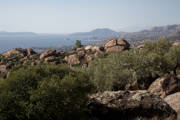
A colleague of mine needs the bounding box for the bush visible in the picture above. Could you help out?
[87,39,175,91]
[0,65,94,120]
[164,45,180,75]
[144,38,172,55]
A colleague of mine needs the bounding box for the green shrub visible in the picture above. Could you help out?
[144,38,172,55]
[87,40,174,91]
[0,65,94,120]
[164,45,180,75]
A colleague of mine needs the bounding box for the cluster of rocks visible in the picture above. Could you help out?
[0,48,65,80]
[64,38,131,67]
[0,38,131,79]
[64,47,103,67]
[88,73,180,120]
[2,48,36,57]
[88,90,177,120]
[39,49,64,63]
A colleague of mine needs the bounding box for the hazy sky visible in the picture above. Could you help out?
[0,0,180,33]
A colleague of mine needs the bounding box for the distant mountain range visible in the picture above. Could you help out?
[119,24,180,45]
[65,24,180,45]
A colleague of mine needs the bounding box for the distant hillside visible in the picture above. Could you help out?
[65,24,180,46]
[121,24,180,45]
[167,31,180,41]
[0,31,37,36]
[121,24,180,38]
[68,28,121,39]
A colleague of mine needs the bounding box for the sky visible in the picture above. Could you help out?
[0,0,180,33]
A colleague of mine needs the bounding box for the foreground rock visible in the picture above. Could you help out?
[88,90,177,120]
[148,74,180,98]
[164,92,180,120]
[104,38,130,53]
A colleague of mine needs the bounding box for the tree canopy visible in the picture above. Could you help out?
[0,65,94,120]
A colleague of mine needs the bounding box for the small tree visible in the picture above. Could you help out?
[75,40,83,49]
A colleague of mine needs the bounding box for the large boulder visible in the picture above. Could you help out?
[164,92,180,120]
[104,39,130,53]
[44,56,56,63]
[85,54,94,63]
[85,45,100,52]
[88,90,177,120]
[77,49,85,56]
[0,65,7,73]
[173,42,180,46]
[64,54,80,65]
[2,48,36,57]
[39,50,57,59]
[2,49,25,57]
[148,74,180,98]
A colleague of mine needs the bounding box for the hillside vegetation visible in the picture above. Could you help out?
[0,38,179,119]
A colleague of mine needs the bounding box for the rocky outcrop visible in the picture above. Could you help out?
[64,54,80,65]
[64,47,103,66]
[39,50,57,59]
[88,90,177,120]
[85,45,100,52]
[2,49,25,57]
[0,65,8,80]
[44,56,56,63]
[2,48,37,57]
[27,48,36,56]
[104,39,130,53]
[0,65,7,73]
[173,42,180,46]
[136,44,145,49]
[164,92,180,120]
[77,49,85,56]
[148,74,180,98]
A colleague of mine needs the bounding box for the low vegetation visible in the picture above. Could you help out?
[0,38,179,119]
[0,65,94,120]
[88,38,180,91]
